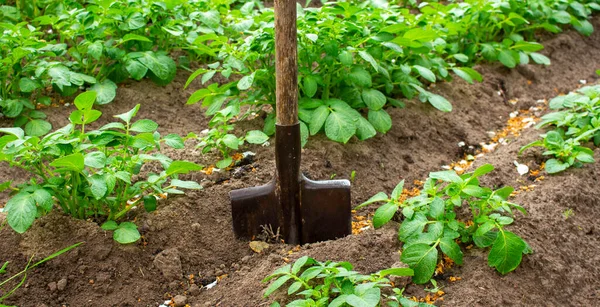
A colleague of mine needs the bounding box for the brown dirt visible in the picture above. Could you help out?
[1,18,600,307]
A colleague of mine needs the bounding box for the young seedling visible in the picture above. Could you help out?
[263,256,431,307]
[520,85,600,174]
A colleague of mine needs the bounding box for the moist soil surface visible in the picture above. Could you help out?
[1,19,600,307]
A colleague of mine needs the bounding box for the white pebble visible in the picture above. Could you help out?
[514,161,529,176]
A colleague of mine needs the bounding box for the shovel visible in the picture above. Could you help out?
[230,0,351,245]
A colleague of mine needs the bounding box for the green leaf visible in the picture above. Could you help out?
[288,281,303,295]
[399,213,428,241]
[498,50,517,68]
[122,33,152,43]
[139,53,176,84]
[171,179,202,189]
[551,11,572,24]
[472,164,494,177]
[355,116,376,141]
[50,153,85,172]
[6,193,36,233]
[325,111,356,143]
[303,75,318,98]
[126,59,148,80]
[264,275,292,297]
[222,134,240,149]
[361,89,386,111]
[166,161,203,175]
[367,109,392,133]
[488,230,526,274]
[88,174,107,200]
[237,72,255,90]
[357,192,388,209]
[292,256,314,274]
[0,127,25,139]
[373,202,398,228]
[114,222,141,244]
[115,104,140,124]
[84,152,106,168]
[309,105,329,135]
[346,288,380,307]
[164,134,185,149]
[300,121,309,147]
[245,130,269,144]
[0,99,24,117]
[545,159,570,174]
[339,50,353,66]
[427,94,452,112]
[88,41,103,60]
[574,19,593,36]
[401,243,438,284]
[377,267,414,277]
[19,77,38,93]
[429,170,462,183]
[453,54,469,62]
[390,180,405,200]
[24,119,52,136]
[198,10,221,28]
[216,157,233,169]
[358,50,379,71]
[429,197,445,220]
[90,80,117,105]
[530,53,551,65]
[143,195,157,212]
[101,220,118,230]
[413,65,436,83]
[347,66,372,88]
[74,91,97,110]
[130,119,159,133]
[440,236,463,265]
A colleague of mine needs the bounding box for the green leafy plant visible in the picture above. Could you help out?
[193,105,269,168]
[0,91,202,243]
[187,0,600,148]
[0,242,82,304]
[263,256,432,307]
[358,164,531,284]
[520,85,600,173]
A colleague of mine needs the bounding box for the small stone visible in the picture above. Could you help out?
[48,282,57,292]
[173,295,187,307]
[241,256,251,263]
[191,223,202,232]
[57,278,67,291]
[153,249,183,281]
[188,284,201,296]
[95,272,111,283]
[168,281,179,290]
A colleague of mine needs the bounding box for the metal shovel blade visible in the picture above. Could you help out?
[230,176,351,244]
[230,124,351,245]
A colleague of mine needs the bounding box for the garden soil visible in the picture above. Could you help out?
[1,19,600,307]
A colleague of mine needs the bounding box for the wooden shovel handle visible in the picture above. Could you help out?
[275,0,298,126]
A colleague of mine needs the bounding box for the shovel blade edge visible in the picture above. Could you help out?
[300,175,352,244]
[230,180,281,241]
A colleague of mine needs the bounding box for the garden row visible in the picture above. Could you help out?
[261,82,600,306]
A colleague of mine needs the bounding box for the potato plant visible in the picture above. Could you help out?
[263,256,432,307]
[0,92,203,244]
[520,85,600,173]
[358,164,531,284]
